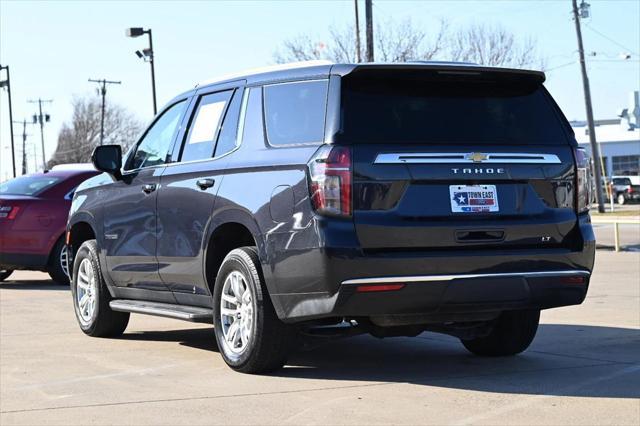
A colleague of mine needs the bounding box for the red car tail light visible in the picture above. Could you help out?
[0,206,20,220]
[573,148,591,213]
[307,145,352,217]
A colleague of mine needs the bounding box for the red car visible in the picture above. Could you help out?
[0,166,100,284]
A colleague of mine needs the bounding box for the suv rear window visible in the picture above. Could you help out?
[339,77,568,145]
[263,80,328,146]
[0,175,61,196]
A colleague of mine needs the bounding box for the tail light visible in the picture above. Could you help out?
[307,145,352,217]
[0,206,20,220]
[628,187,634,194]
[574,148,591,213]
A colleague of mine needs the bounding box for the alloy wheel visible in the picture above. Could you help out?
[76,258,98,324]
[220,270,254,355]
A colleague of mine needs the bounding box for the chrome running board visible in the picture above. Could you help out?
[109,300,213,323]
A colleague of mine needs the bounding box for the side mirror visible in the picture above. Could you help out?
[91,145,122,180]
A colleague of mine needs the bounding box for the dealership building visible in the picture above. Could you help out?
[570,91,640,177]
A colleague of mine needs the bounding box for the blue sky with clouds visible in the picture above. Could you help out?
[1,0,639,179]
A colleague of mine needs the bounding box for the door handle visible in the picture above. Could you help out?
[196,178,215,190]
[142,184,157,194]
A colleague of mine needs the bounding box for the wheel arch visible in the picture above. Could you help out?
[203,208,283,315]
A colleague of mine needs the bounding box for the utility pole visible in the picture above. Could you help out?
[354,0,362,63]
[0,64,16,177]
[13,119,31,175]
[88,78,121,145]
[572,0,605,213]
[365,0,374,62]
[27,98,53,171]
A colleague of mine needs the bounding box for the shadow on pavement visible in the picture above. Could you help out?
[118,323,640,399]
[120,328,220,352]
[0,280,68,290]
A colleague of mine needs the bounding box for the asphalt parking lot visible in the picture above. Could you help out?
[1,249,639,425]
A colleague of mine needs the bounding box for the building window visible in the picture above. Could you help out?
[612,155,640,176]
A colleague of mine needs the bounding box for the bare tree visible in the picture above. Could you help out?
[48,95,143,167]
[274,20,544,70]
[449,24,545,69]
[275,19,447,63]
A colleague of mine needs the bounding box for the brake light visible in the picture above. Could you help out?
[574,148,591,213]
[356,284,405,293]
[0,206,20,220]
[307,145,352,217]
[628,187,634,194]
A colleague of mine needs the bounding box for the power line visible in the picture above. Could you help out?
[584,23,640,56]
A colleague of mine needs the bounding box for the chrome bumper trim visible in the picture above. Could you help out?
[341,270,591,285]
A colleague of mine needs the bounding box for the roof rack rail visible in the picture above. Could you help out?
[197,60,334,88]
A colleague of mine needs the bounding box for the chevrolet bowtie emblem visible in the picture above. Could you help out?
[467,152,489,163]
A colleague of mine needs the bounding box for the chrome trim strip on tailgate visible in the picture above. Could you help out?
[374,152,562,164]
[341,270,590,285]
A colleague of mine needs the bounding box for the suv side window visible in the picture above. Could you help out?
[127,100,187,170]
[181,91,233,162]
[263,80,328,146]
[214,89,244,157]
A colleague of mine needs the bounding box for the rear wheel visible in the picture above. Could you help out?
[213,247,294,374]
[48,237,70,285]
[461,309,540,356]
[0,270,13,282]
[71,239,129,337]
[617,193,626,205]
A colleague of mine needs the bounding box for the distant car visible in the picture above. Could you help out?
[609,176,640,205]
[0,167,100,284]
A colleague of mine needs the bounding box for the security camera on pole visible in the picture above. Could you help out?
[126,27,157,115]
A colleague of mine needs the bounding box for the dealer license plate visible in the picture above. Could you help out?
[449,185,499,213]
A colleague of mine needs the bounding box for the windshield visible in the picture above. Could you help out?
[0,175,62,196]
[339,77,569,145]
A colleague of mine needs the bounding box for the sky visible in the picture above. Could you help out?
[1,0,639,180]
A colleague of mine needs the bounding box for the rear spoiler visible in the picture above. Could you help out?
[331,63,546,84]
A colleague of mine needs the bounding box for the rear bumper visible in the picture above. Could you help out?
[269,214,595,322]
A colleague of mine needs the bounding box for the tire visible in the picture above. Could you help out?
[617,193,626,205]
[71,239,129,337]
[213,246,294,374]
[48,237,70,285]
[0,270,14,282]
[461,309,540,356]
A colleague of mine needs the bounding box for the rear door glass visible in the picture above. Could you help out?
[263,80,328,146]
[214,89,244,157]
[340,78,569,145]
[181,91,233,162]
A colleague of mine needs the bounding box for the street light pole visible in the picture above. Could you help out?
[572,0,605,213]
[89,78,121,145]
[0,64,16,177]
[126,27,157,115]
[147,29,157,115]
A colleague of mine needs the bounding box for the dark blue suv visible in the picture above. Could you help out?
[67,61,596,373]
